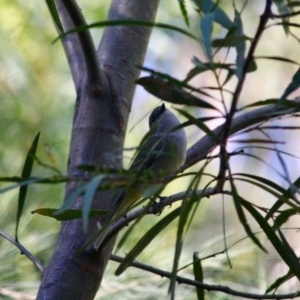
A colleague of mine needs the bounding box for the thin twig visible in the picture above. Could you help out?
[0,229,44,273]
[215,0,273,191]
[271,11,300,19]
[100,186,223,248]
[110,254,300,299]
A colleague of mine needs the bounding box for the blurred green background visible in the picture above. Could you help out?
[1,1,300,299]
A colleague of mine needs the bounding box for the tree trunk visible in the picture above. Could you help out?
[37,1,159,299]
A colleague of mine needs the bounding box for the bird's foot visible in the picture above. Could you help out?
[152,196,166,215]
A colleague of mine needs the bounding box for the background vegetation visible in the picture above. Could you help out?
[1,1,300,299]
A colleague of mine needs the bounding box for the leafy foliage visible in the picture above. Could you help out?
[2,0,300,299]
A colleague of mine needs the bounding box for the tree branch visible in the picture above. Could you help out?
[215,0,272,191]
[0,229,44,273]
[183,98,300,171]
[53,0,85,89]
[99,187,224,248]
[110,254,300,299]
[271,11,300,19]
[59,0,101,85]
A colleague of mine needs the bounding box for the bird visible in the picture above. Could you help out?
[94,103,187,249]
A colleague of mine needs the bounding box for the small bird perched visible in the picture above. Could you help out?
[94,103,187,249]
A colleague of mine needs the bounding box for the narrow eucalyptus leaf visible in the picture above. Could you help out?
[15,132,40,242]
[193,252,205,300]
[83,175,105,232]
[115,207,180,275]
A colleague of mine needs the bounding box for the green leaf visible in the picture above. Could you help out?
[198,0,233,29]
[176,108,216,138]
[138,65,213,98]
[233,177,297,210]
[266,176,300,221]
[273,209,298,228]
[0,177,45,194]
[15,132,40,242]
[185,58,234,82]
[115,207,181,276]
[272,0,290,34]
[178,0,190,27]
[279,67,300,104]
[278,21,300,29]
[241,98,300,109]
[54,184,87,215]
[193,252,205,300]
[229,177,267,253]
[137,76,218,110]
[287,1,300,8]
[169,175,203,298]
[212,35,251,48]
[45,0,64,34]
[54,20,200,43]
[115,199,152,253]
[234,9,245,79]
[265,269,293,293]
[255,55,300,66]
[277,226,300,270]
[233,173,295,199]
[242,200,300,280]
[83,175,105,232]
[200,13,214,60]
[31,208,108,221]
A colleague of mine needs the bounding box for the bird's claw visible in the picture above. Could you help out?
[152,196,166,215]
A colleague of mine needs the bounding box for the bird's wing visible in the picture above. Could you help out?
[129,134,165,172]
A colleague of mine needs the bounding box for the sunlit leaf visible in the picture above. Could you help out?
[32,208,108,221]
[15,132,40,242]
